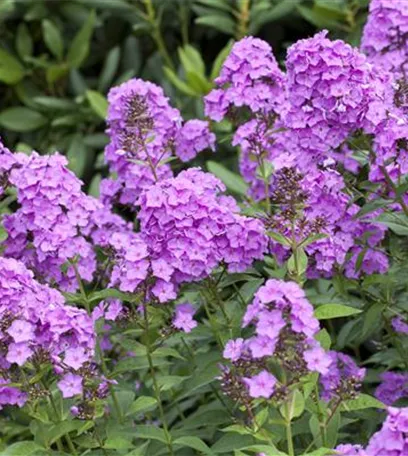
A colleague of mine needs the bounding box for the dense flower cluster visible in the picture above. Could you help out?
[204,37,286,120]
[0,257,95,406]
[0,141,21,197]
[375,371,408,405]
[104,78,213,207]
[361,0,408,82]
[2,152,100,291]
[175,119,215,162]
[221,280,330,400]
[366,407,408,455]
[284,30,387,162]
[320,351,366,402]
[137,167,267,301]
[267,165,388,278]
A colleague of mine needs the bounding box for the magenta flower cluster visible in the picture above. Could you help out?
[103,78,214,207]
[223,279,330,399]
[3,152,100,291]
[0,257,95,406]
[361,0,408,82]
[137,167,267,301]
[204,36,286,120]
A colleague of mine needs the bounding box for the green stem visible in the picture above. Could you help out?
[49,392,77,455]
[285,418,294,456]
[201,293,224,348]
[236,0,251,39]
[71,263,123,423]
[379,164,408,217]
[143,304,174,456]
[143,0,175,69]
[314,384,327,448]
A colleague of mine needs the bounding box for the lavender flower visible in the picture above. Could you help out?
[375,371,408,405]
[172,303,197,333]
[366,407,408,455]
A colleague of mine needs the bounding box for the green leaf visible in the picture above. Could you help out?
[211,434,257,453]
[280,389,305,421]
[88,288,131,303]
[207,161,248,195]
[98,46,121,92]
[210,40,234,81]
[164,67,198,96]
[179,45,206,77]
[315,328,331,350]
[196,14,235,35]
[42,19,64,60]
[157,375,188,391]
[342,393,385,411]
[67,134,88,177]
[174,436,215,455]
[300,233,328,247]
[133,425,168,444]
[33,96,76,111]
[300,449,333,456]
[126,396,157,416]
[267,231,291,247]
[376,212,408,236]
[314,304,362,320]
[104,437,134,449]
[0,107,47,132]
[67,10,96,68]
[86,90,108,119]
[16,24,33,59]
[0,442,43,455]
[0,48,24,84]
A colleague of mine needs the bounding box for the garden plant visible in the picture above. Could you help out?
[0,0,408,455]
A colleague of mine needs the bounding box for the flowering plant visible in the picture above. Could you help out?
[1,2,408,455]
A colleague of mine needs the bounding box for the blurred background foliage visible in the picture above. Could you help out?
[0,0,369,191]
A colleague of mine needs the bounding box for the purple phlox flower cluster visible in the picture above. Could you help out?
[375,371,408,405]
[333,444,367,456]
[104,78,214,207]
[222,280,330,401]
[204,37,286,121]
[172,303,197,333]
[175,119,215,162]
[366,406,408,455]
[137,167,267,302]
[361,0,408,83]
[0,257,95,406]
[93,299,124,323]
[266,165,388,279]
[0,377,27,410]
[320,351,366,402]
[2,152,100,291]
[284,30,389,160]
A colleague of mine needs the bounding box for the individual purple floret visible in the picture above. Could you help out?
[172,303,197,333]
[333,444,367,456]
[392,317,408,334]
